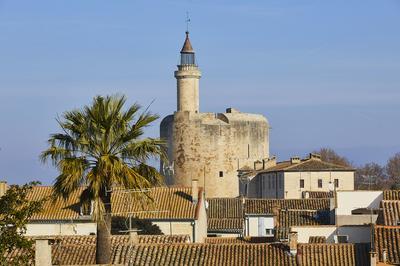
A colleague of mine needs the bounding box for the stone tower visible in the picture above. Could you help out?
[161,31,270,198]
[175,31,201,113]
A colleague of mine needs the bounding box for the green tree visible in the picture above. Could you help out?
[313,147,352,167]
[0,182,44,266]
[40,95,166,264]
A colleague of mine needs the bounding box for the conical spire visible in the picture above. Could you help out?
[181,31,194,54]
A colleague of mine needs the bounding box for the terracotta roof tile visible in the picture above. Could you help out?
[298,243,370,266]
[27,186,86,221]
[115,243,296,265]
[205,237,274,244]
[383,190,400,200]
[206,198,243,218]
[374,225,400,264]
[308,236,326,243]
[378,200,400,226]
[302,191,333,199]
[245,199,330,214]
[28,186,202,221]
[112,187,201,220]
[263,159,354,173]
[276,210,331,240]
[207,218,243,233]
[5,235,191,265]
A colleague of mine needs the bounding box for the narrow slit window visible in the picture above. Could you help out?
[219,171,223,177]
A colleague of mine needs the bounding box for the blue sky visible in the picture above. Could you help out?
[0,0,399,184]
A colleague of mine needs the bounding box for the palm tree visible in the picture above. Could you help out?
[41,95,165,264]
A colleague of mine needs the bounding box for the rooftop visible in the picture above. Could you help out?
[27,186,203,221]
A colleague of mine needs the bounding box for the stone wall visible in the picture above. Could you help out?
[161,110,269,198]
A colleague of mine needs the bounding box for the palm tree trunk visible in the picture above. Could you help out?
[96,192,112,264]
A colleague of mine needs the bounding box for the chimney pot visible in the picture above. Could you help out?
[290,157,301,164]
[35,239,52,266]
[370,251,377,266]
[129,230,139,244]
[289,231,298,255]
[382,248,387,263]
[192,179,199,203]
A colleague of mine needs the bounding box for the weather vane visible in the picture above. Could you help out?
[186,11,190,32]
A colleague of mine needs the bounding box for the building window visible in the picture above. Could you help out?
[334,179,339,188]
[318,179,322,188]
[219,171,223,177]
[300,179,304,188]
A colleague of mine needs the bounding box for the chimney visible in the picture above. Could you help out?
[382,248,387,264]
[370,251,377,266]
[263,156,277,169]
[254,160,263,170]
[0,181,8,197]
[309,153,321,160]
[191,179,198,203]
[289,231,298,255]
[35,239,52,266]
[129,230,139,244]
[272,205,280,241]
[290,157,301,164]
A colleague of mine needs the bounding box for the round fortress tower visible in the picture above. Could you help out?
[160,31,270,198]
[174,31,201,113]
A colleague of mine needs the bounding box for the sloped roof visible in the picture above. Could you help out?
[206,198,330,233]
[27,186,86,221]
[5,235,191,265]
[205,237,274,244]
[308,236,326,243]
[207,218,243,233]
[383,190,400,200]
[112,187,202,220]
[28,186,202,221]
[378,200,400,226]
[303,191,334,199]
[207,198,243,218]
[206,198,244,233]
[374,225,400,264]
[276,210,331,240]
[114,243,296,266]
[263,158,354,173]
[245,199,330,215]
[297,243,370,266]
[181,31,194,53]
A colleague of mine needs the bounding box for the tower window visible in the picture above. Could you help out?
[318,179,323,188]
[300,179,304,188]
[334,179,339,188]
[219,171,223,177]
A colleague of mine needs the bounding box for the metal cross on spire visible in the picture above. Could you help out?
[186,11,191,32]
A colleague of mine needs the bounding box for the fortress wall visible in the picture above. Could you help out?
[162,111,269,198]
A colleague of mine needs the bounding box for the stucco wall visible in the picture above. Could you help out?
[284,171,354,199]
[292,225,371,243]
[26,222,96,236]
[336,191,383,215]
[161,111,269,198]
[153,221,194,242]
[245,216,274,237]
